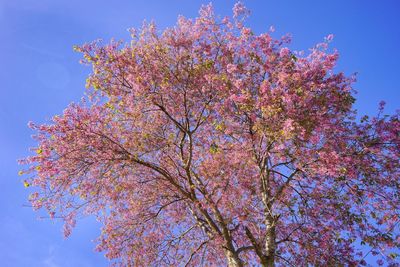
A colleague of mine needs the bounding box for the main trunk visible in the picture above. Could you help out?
[225,250,243,267]
[263,220,276,267]
[260,256,275,267]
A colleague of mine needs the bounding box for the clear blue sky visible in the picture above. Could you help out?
[1,0,399,266]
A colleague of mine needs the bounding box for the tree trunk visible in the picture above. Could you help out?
[263,216,276,267]
[260,257,275,267]
[225,250,243,267]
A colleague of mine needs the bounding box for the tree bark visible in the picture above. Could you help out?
[225,250,243,267]
[260,256,275,267]
[263,218,276,267]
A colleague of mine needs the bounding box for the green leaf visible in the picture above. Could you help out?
[209,143,219,154]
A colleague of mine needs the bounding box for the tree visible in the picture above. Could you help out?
[20,3,400,266]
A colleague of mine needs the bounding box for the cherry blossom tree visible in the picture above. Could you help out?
[20,3,400,266]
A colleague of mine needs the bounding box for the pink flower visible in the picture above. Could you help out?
[230,94,246,103]
[279,47,290,57]
[227,63,237,74]
[269,25,275,33]
[325,34,334,42]
[234,78,244,88]
[283,118,295,132]
[241,27,252,37]
[233,2,249,18]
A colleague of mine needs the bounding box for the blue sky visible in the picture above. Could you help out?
[1,0,399,266]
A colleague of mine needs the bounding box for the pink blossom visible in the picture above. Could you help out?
[325,34,334,42]
[227,63,237,74]
[233,1,249,19]
[279,47,290,57]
